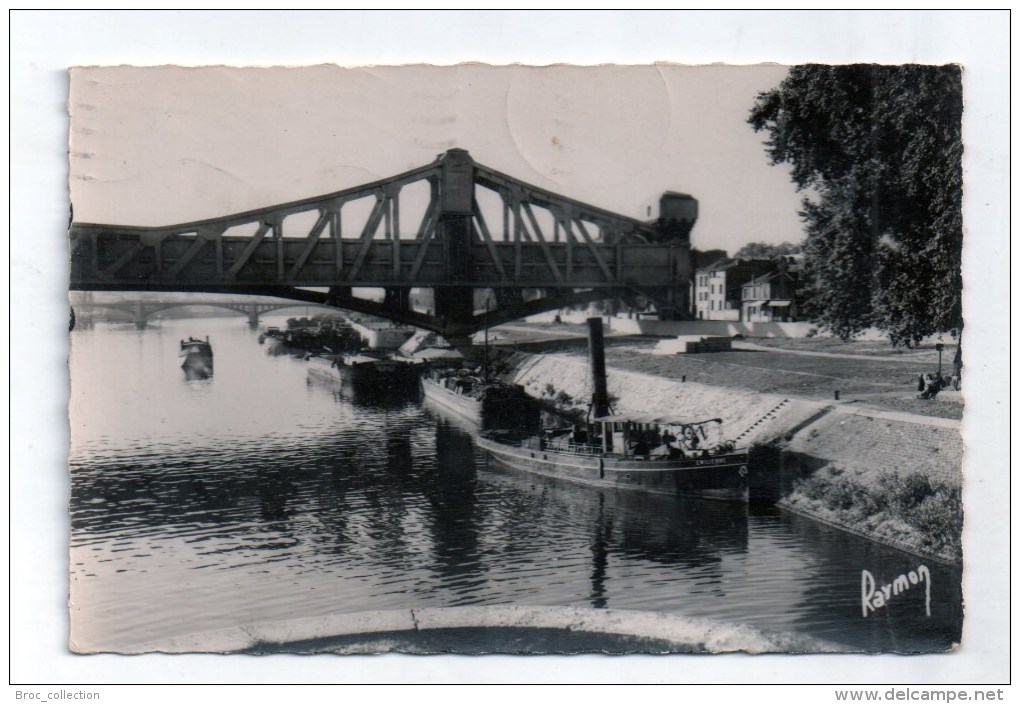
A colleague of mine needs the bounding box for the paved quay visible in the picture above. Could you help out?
[491,324,964,565]
[732,340,941,363]
[491,323,963,422]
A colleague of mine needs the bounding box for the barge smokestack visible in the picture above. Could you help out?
[587,317,610,418]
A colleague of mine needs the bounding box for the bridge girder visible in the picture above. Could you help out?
[69,149,693,338]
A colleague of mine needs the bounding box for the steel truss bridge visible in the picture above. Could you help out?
[70,149,696,344]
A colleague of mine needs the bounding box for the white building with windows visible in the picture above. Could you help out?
[740,262,802,323]
[693,258,773,321]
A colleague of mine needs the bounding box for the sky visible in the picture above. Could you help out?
[68,63,802,256]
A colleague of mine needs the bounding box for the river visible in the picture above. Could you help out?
[68,315,962,653]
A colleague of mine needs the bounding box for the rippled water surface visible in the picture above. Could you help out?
[69,316,962,652]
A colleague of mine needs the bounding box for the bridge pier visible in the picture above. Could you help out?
[432,149,480,343]
[383,287,411,312]
[133,302,148,329]
[494,288,526,318]
[246,304,260,328]
[444,334,477,360]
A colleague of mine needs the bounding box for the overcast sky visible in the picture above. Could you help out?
[69,63,802,255]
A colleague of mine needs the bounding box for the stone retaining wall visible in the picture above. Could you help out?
[504,352,821,447]
[498,350,964,563]
[785,412,962,487]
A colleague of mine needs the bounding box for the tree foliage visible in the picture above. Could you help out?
[732,240,802,260]
[748,64,963,346]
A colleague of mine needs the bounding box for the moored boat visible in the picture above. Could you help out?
[475,318,750,501]
[420,367,540,433]
[306,355,344,384]
[477,416,749,501]
[180,336,213,380]
[258,326,282,345]
[333,349,419,391]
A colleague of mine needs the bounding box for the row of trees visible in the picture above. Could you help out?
[747,64,963,347]
[732,241,802,260]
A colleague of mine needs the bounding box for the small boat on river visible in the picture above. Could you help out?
[180,336,213,380]
[475,318,750,501]
[258,326,282,345]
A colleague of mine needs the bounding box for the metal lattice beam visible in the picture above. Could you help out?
[70,149,692,338]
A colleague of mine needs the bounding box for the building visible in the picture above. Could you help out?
[741,257,802,322]
[692,258,774,320]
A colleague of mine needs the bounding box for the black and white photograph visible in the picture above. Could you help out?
[11,9,1009,691]
[64,59,967,654]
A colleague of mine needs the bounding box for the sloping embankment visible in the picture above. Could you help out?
[495,350,963,566]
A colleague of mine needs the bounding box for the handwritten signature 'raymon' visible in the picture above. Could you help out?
[861,565,931,618]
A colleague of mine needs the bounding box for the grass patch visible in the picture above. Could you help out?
[790,466,962,563]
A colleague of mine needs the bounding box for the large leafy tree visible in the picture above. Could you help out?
[748,64,963,346]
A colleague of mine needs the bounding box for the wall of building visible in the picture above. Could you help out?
[608,318,821,338]
[350,322,416,349]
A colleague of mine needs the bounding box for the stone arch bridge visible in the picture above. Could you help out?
[71,298,340,329]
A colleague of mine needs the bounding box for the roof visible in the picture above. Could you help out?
[745,270,786,285]
[696,258,737,273]
[695,257,775,275]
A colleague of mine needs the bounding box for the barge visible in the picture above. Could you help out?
[333,350,419,391]
[421,368,540,433]
[477,417,749,501]
[180,336,213,380]
[475,318,750,501]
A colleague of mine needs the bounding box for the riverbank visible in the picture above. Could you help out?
[122,606,845,654]
[488,334,963,566]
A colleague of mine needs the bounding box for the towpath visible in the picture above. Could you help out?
[732,341,940,363]
[492,324,962,421]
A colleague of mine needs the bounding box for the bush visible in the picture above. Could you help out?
[878,470,936,513]
[905,485,963,555]
[794,467,962,559]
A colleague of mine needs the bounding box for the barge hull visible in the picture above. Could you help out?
[421,377,482,423]
[477,436,749,502]
[421,376,540,433]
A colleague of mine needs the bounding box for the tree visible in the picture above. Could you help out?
[748,65,963,347]
[732,241,802,260]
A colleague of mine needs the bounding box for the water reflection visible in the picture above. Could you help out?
[589,494,611,608]
[425,419,484,598]
[69,317,962,653]
[771,509,963,652]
